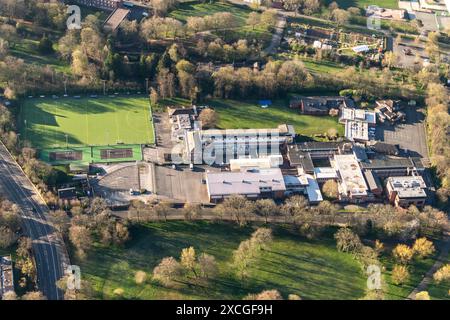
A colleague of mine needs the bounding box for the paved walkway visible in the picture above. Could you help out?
[407,232,450,300]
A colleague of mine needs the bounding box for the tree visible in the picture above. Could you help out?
[281,195,308,220]
[246,289,283,300]
[198,108,219,129]
[215,195,255,226]
[153,257,183,287]
[135,271,147,285]
[157,68,176,99]
[0,225,17,248]
[198,253,218,280]
[334,228,362,254]
[183,203,202,220]
[22,291,46,300]
[149,87,159,106]
[69,225,92,259]
[180,246,198,277]
[261,9,278,27]
[250,227,273,251]
[322,180,339,199]
[382,52,398,69]
[255,198,278,223]
[2,291,18,300]
[412,237,435,259]
[331,9,349,28]
[49,210,70,235]
[392,244,414,264]
[374,240,384,256]
[392,264,410,285]
[414,291,430,300]
[154,201,171,221]
[247,12,261,29]
[38,34,54,54]
[433,264,450,284]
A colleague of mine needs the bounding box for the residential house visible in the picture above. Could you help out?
[290,96,354,115]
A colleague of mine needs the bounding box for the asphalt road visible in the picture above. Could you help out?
[0,142,68,300]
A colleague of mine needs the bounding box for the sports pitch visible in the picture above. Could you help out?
[19,96,155,149]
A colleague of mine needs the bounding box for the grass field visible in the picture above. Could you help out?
[327,0,399,9]
[426,252,450,300]
[19,96,154,149]
[209,99,344,139]
[75,221,367,300]
[169,1,272,44]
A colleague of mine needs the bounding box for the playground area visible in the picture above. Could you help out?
[19,96,154,164]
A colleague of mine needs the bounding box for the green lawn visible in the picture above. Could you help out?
[169,1,272,44]
[75,221,367,300]
[427,253,450,300]
[209,99,344,139]
[19,96,154,149]
[328,0,399,9]
[10,39,71,74]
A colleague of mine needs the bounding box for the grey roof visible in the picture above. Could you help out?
[368,142,399,155]
[361,158,415,169]
[206,169,286,197]
[287,145,314,172]
[363,170,382,191]
[295,141,342,152]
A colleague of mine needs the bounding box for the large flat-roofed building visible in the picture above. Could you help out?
[386,176,427,208]
[360,157,425,178]
[345,120,369,142]
[206,168,286,202]
[339,107,376,125]
[0,256,14,298]
[229,155,283,171]
[185,124,295,165]
[333,154,369,202]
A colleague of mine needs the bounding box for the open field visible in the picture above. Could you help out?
[427,252,450,300]
[75,221,367,300]
[169,1,272,44]
[209,99,344,139]
[19,96,154,149]
[10,39,71,74]
[329,0,399,9]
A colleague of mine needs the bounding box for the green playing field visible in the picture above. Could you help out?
[19,96,155,149]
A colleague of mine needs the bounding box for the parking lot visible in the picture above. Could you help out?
[154,165,211,204]
[375,106,429,159]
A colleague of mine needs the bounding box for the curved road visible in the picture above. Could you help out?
[0,142,68,300]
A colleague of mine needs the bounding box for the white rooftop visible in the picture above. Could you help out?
[345,120,369,141]
[314,167,338,180]
[334,155,368,197]
[340,107,376,124]
[387,176,427,198]
[306,174,323,202]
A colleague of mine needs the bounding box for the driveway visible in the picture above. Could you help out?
[375,106,429,159]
